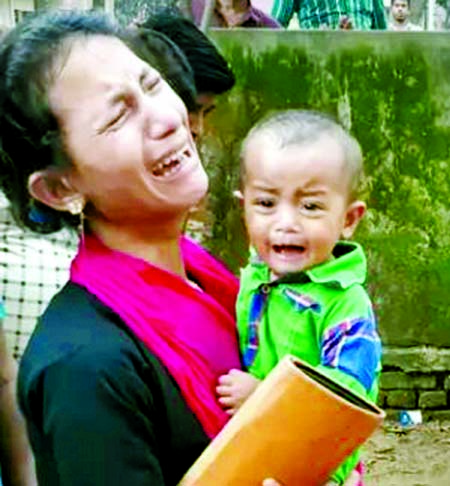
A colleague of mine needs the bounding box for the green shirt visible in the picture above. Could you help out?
[271,0,387,29]
[237,241,382,484]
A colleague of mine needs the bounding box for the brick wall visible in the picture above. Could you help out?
[379,347,450,421]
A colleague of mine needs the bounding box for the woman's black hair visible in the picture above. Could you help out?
[139,10,235,96]
[0,10,119,233]
[125,27,198,113]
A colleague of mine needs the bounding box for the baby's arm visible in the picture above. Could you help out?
[319,296,381,398]
[216,369,260,415]
[319,287,382,484]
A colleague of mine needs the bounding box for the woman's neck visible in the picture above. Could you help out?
[89,217,188,280]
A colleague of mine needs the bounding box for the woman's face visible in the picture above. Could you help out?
[49,35,208,225]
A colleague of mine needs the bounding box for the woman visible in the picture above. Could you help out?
[0,11,359,486]
[0,11,237,485]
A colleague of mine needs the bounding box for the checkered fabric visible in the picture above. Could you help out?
[272,0,387,29]
[0,193,77,360]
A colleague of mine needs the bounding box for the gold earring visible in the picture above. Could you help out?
[67,198,86,244]
[67,198,84,216]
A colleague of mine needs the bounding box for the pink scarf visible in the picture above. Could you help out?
[70,233,241,438]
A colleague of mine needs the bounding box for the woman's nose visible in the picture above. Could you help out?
[143,97,184,140]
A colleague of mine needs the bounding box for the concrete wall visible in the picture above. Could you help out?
[0,0,13,26]
[204,30,450,418]
[0,0,33,27]
[0,0,113,27]
[380,347,450,419]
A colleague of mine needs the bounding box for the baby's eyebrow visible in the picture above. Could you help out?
[250,183,278,193]
[301,189,328,196]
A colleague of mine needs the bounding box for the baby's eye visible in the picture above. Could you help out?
[302,201,322,211]
[255,199,274,208]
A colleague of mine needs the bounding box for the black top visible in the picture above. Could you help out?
[18,283,209,486]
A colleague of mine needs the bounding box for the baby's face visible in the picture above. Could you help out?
[242,135,357,278]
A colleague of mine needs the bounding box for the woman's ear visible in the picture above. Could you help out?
[28,169,84,214]
[341,200,366,240]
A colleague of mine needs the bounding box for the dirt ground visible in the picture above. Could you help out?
[363,421,450,485]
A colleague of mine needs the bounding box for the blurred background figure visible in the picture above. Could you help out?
[0,193,76,361]
[271,0,387,29]
[192,0,280,28]
[389,0,423,30]
[0,312,37,486]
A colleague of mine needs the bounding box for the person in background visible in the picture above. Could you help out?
[388,0,422,31]
[271,0,387,29]
[137,12,236,141]
[192,0,280,28]
[217,110,382,485]
[0,194,76,361]
[0,318,36,486]
[432,3,447,31]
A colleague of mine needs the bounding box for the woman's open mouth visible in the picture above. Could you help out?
[151,147,192,178]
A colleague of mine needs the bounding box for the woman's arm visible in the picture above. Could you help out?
[0,327,37,486]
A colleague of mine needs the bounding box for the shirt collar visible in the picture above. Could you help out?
[304,241,367,288]
[248,241,367,289]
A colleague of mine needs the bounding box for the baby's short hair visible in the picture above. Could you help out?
[241,110,364,199]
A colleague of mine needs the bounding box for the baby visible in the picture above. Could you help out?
[217,110,382,485]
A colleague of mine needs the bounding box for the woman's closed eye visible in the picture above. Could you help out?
[101,76,160,133]
[104,91,138,131]
[105,106,128,130]
[142,75,161,94]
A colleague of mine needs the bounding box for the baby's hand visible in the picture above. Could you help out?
[216,369,260,415]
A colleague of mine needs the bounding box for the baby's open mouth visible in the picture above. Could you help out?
[152,148,191,177]
[273,244,306,254]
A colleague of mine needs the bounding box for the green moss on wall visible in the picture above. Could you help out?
[200,31,450,347]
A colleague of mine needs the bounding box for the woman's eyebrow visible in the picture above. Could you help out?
[103,67,152,105]
[139,66,159,84]
[139,67,150,83]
